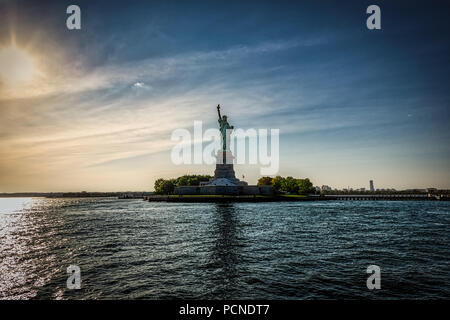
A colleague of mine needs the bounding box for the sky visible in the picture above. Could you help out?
[0,0,449,192]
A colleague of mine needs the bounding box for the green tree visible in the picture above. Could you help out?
[161,179,175,194]
[175,174,212,186]
[155,175,213,193]
[154,178,165,194]
[271,176,284,193]
[281,176,299,194]
[297,178,314,194]
[154,178,175,194]
[175,175,189,187]
[257,176,273,186]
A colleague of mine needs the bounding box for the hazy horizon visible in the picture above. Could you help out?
[1,0,449,192]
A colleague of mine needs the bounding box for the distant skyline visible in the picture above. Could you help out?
[0,0,449,192]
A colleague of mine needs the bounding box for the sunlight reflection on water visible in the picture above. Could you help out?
[0,198,449,299]
[0,198,35,215]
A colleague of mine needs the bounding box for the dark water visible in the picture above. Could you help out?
[0,197,449,299]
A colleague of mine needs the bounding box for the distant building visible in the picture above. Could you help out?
[369,180,374,192]
[426,188,437,193]
[321,185,332,191]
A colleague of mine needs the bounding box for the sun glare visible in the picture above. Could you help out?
[0,46,34,84]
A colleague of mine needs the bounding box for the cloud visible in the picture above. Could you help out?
[133,81,145,88]
[2,29,447,191]
[1,36,325,99]
[0,36,352,180]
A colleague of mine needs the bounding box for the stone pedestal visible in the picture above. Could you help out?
[214,151,236,180]
[210,151,248,185]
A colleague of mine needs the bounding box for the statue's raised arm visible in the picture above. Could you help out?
[217,104,222,120]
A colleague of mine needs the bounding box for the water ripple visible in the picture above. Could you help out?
[0,198,449,299]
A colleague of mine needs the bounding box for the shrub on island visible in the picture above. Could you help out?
[257,176,314,194]
[154,175,213,194]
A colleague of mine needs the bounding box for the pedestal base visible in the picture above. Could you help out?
[214,151,236,180]
[206,151,247,186]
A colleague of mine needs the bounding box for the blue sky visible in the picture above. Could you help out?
[0,0,449,191]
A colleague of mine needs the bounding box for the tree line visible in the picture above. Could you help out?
[153,174,314,195]
[154,175,213,194]
[257,176,314,194]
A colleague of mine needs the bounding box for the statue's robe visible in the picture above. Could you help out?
[218,119,233,151]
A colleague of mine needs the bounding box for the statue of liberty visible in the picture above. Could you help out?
[217,104,234,151]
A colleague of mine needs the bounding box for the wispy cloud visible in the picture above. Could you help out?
[1,36,332,190]
[1,0,449,191]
